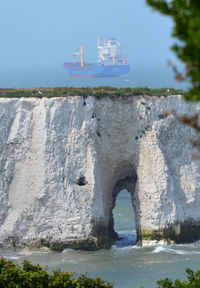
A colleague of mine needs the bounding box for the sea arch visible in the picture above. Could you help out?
[91,160,142,248]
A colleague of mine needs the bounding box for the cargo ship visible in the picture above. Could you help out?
[63,38,130,78]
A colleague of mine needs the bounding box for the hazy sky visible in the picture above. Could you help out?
[0,0,177,71]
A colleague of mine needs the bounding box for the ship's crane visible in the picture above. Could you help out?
[72,45,84,67]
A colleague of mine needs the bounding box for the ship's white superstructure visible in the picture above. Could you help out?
[97,38,127,65]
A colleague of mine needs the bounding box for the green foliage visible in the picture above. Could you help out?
[157,269,200,288]
[0,258,49,288]
[0,87,185,99]
[141,268,200,288]
[146,0,200,101]
[0,257,113,288]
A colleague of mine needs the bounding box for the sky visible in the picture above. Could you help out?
[0,0,178,72]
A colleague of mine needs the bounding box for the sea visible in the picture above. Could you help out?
[0,63,188,90]
[0,64,198,288]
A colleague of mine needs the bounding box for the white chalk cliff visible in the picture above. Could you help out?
[0,95,200,249]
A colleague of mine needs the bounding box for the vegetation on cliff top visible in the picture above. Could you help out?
[0,87,185,99]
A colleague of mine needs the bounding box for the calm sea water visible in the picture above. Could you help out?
[1,191,200,288]
[0,63,188,89]
[0,66,196,287]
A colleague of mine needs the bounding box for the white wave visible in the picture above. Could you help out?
[5,256,21,260]
[152,246,185,254]
[151,246,200,255]
[152,246,166,253]
[111,245,136,251]
[62,248,73,254]
[175,249,186,255]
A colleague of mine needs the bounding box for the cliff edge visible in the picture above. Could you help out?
[0,95,200,250]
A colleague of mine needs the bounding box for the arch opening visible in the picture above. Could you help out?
[109,175,138,247]
[113,189,137,247]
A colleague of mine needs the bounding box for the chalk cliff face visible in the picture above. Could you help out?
[0,95,200,249]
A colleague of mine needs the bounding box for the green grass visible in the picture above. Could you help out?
[0,87,185,99]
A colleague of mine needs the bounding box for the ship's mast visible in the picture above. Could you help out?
[98,37,101,62]
[80,45,84,67]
